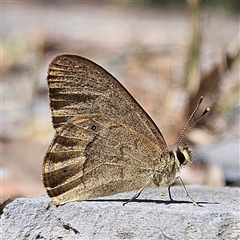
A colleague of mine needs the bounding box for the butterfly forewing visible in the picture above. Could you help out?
[47,55,167,148]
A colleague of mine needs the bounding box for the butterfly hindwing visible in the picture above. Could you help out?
[43,115,163,205]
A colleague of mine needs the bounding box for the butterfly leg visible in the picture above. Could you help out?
[168,185,174,201]
[123,178,152,206]
[175,176,202,207]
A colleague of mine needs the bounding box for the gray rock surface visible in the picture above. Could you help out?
[1,186,240,240]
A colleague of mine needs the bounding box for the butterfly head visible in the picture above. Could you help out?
[170,143,192,170]
[176,143,192,165]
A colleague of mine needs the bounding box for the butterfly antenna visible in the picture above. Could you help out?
[177,96,210,146]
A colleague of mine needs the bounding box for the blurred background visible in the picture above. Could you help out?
[1,1,239,206]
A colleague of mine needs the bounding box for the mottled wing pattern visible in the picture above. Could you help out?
[43,115,161,205]
[47,54,166,148]
[43,54,169,205]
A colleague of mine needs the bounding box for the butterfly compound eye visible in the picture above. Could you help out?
[177,151,186,165]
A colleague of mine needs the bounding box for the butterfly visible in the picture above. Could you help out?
[42,54,209,206]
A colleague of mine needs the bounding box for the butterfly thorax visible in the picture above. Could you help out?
[152,145,192,187]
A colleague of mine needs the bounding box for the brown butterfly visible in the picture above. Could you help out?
[42,54,209,206]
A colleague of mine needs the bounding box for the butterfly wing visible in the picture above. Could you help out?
[43,54,170,205]
[47,54,167,148]
[43,115,162,205]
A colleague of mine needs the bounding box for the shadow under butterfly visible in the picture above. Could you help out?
[42,54,210,206]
